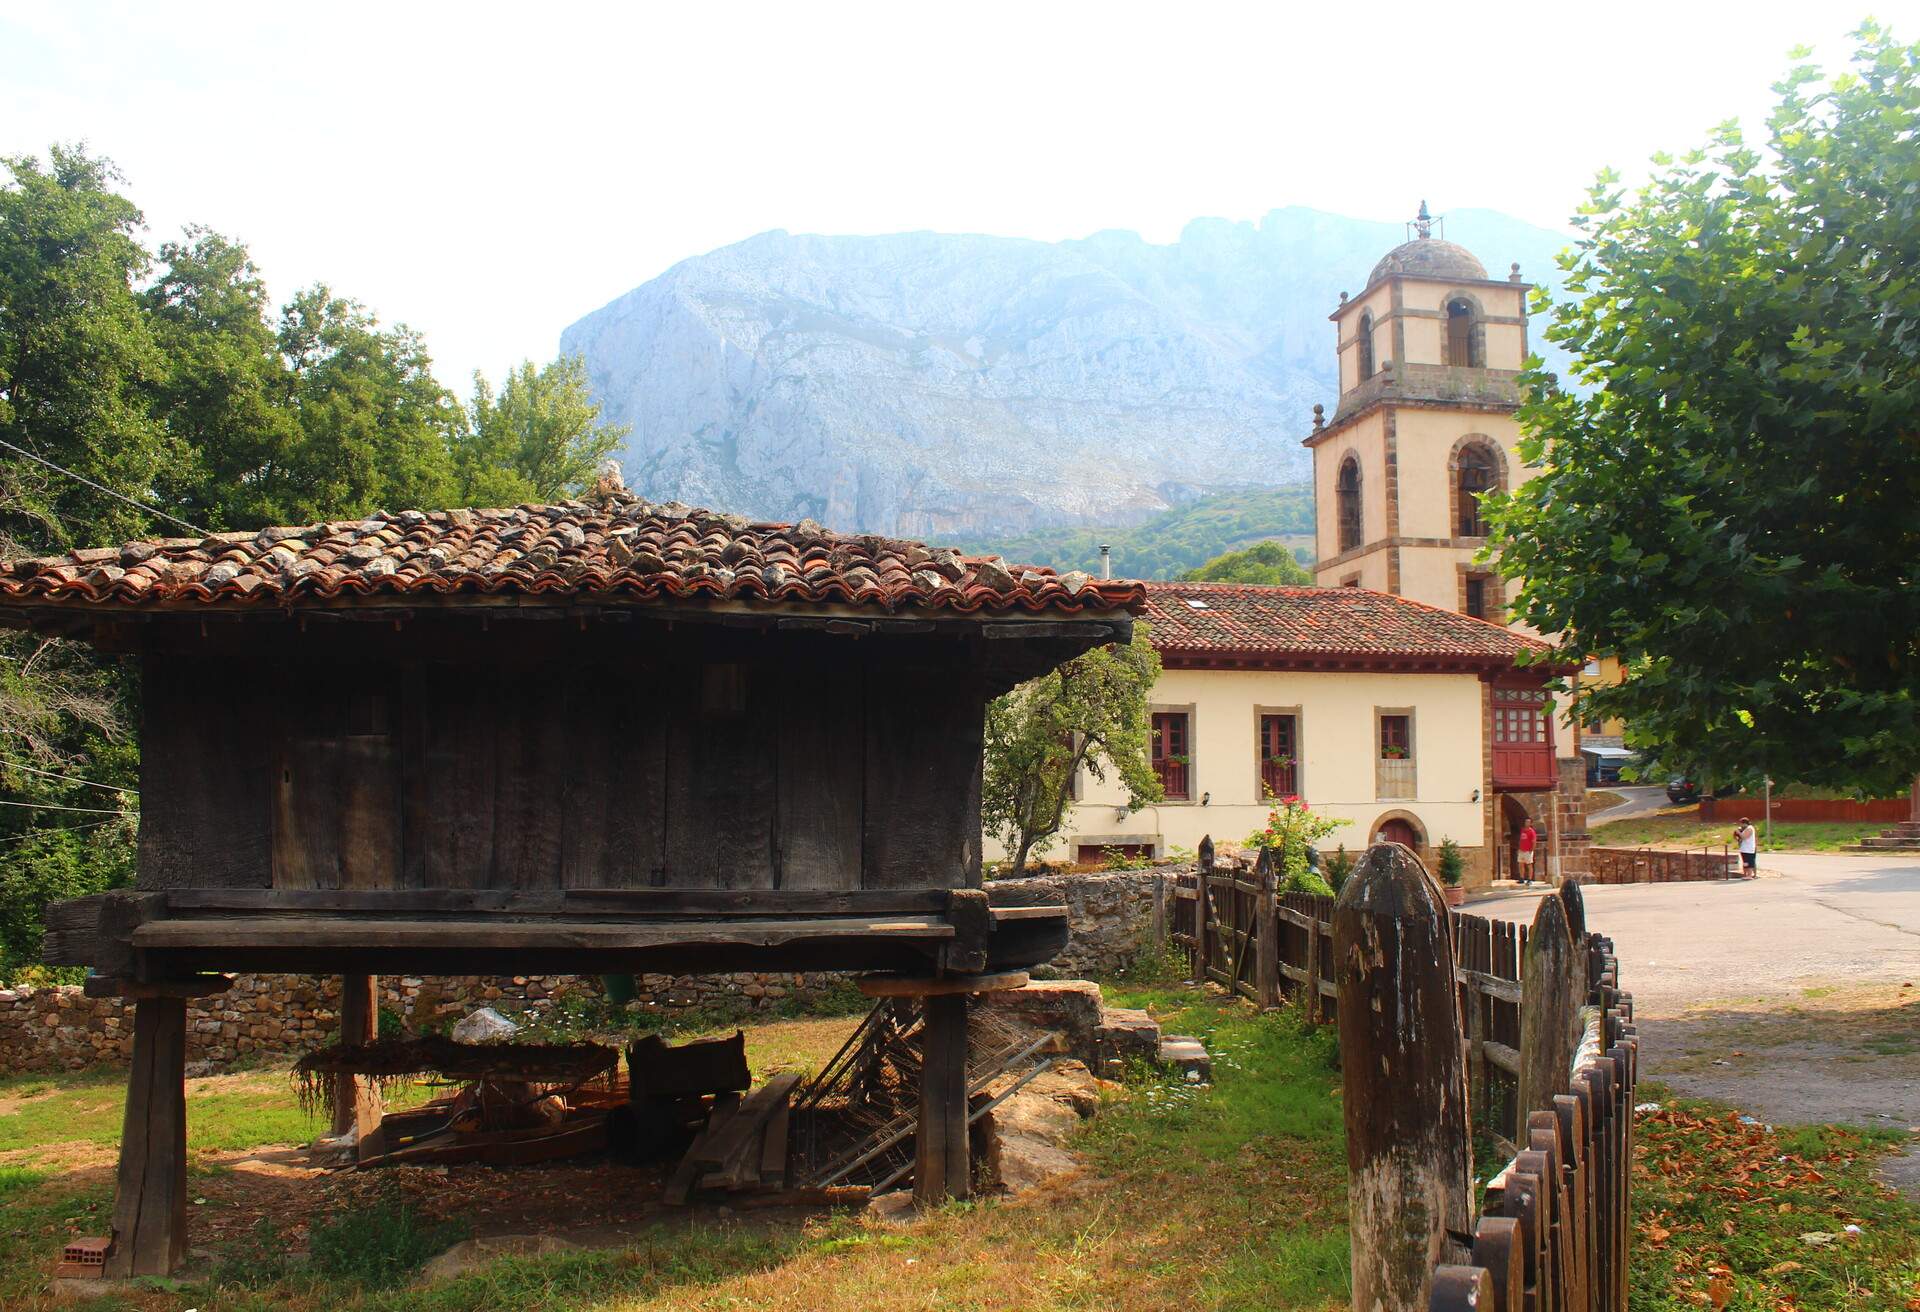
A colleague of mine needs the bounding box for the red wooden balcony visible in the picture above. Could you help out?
[1492,743,1557,791]
[1491,689,1557,791]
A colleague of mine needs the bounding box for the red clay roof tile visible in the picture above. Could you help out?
[1141,581,1553,665]
[0,492,1144,618]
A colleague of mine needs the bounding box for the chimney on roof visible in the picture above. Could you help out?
[591,459,626,506]
[1099,545,1111,580]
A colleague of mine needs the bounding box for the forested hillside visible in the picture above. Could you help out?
[954,485,1314,581]
[0,147,627,979]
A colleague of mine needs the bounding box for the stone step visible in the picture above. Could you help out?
[1855,836,1920,849]
[1157,1035,1212,1083]
[1881,822,1920,837]
[1093,1006,1162,1075]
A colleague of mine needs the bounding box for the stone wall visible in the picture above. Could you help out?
[0,969,845,1076]
[0,869,1175,1075]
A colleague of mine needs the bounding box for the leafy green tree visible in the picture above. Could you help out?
[457,356,630,505]
[1180,539,1312,586]
[983,628,1163,876]
[276,287,463,519]
[142,227,301,529]
[1489,25,1920,797]
[0,146,170,551]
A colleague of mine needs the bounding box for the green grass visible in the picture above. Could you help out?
[1591,808,1880,852]
[0,989,1355,1311]
[1630,1086,1920,1310]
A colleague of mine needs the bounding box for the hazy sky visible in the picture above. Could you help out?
[4,1,1897,389]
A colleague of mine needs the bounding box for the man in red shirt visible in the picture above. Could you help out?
[1517,822,1538,886]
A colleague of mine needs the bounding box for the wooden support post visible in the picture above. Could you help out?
[914,993,971,1208]
[105,997,188,1278]
[331,974,382,1141]
[1256,866,1279,1010]
[1518,895,1580,1124]
[1195,836,1215,985]
[1150,873,1167,948]
[1334,843,1473,1312]
[1304,915,1323,1026]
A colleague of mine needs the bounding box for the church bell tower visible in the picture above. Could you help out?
[1305,202,1532,622]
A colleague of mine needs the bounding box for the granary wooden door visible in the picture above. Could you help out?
[272,685,402,889]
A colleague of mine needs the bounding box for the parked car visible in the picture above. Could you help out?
[1665,777,1703,805]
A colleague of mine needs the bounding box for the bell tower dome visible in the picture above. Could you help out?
[1304,202,1532,617]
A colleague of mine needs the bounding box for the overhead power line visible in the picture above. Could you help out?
[5,761,138,794]
[0,797,133,815]
[0,437,207,537]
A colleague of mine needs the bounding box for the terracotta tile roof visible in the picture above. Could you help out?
[0,491,1144,618]
[1142,581,1554,666]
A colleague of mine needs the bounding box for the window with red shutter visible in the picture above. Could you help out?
[1151,711,1191,801]
[1258,713,1298,799]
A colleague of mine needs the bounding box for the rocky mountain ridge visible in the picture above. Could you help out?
[562,207,1573,538]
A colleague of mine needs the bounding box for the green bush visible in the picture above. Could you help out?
[1437,838,1464,886]
[1323,845,1354,893]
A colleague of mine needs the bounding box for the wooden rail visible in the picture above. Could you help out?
[1166,838,1637,1310]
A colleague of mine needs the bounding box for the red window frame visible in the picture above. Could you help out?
[1258,713,1298,799]
[1151,711,1190,801]
[1379,714,1412,760]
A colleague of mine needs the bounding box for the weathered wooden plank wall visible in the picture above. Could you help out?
[136,627,992,896]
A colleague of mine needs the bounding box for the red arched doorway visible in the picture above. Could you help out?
[1379,818,1421,848]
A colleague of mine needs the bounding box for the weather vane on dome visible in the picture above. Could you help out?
[1414,199,1434,240]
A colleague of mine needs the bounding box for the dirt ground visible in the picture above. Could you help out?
[1470,851,1920,1194]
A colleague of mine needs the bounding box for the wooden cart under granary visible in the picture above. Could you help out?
[5,482,1142,1275]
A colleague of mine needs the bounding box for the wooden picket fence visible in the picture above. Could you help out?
[1167,839,1637,1310]
[1586,844,1738,883]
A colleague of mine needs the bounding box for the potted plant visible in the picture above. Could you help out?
[1437,837,1466,906]
[1381,744,1409,761]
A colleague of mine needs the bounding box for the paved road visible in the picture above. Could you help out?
[1474,852,1920,1015]
[1586,785,1670,826]
[1468,853,1920,1189]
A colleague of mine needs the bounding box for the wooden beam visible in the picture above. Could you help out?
[856,970,1028,998]
[104,997,188,1277]
[133,915,956,953]
[163,887,955,917]
[914,993,971,1207]
[82,974,231,1000]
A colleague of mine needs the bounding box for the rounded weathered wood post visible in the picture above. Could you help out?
[1518,894,1581,1126]
[1333,842,1473,1312]
[1557,876,1586,943]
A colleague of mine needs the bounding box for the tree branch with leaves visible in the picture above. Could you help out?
[983,627,1163,876]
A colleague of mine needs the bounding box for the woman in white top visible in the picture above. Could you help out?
[1735,818,1758,876]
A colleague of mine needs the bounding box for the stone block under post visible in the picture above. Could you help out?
[105,995,188,1278]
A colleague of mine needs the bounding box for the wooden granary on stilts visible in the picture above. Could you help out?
[7,480,1141,1275]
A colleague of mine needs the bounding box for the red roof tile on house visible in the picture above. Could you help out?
[1141,581,1554,667]
[0,491,1144,617]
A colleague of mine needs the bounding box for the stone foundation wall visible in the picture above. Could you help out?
[0,969,844,1075]
[0,869,1175,1075]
